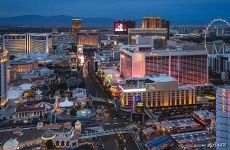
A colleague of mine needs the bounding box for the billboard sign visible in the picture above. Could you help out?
[135,95,143,112]
[114,23,127,32]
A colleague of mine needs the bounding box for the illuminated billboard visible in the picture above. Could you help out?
[129,95,144,113]
[114,23,127,32]
[114,20,135,35]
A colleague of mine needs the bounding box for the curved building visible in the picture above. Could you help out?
[10,58,38,74]
[0,49,9,110]
[3,33,52,55]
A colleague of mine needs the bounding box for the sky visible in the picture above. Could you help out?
[0,0,230,23]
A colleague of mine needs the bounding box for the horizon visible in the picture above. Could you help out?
[1,0,230,24]
[0,15,227,26]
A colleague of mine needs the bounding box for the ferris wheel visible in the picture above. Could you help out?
[204,18,230,53]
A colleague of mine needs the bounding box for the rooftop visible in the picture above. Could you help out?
[156,118,200,130]
[16,106,45,113]
[145,137,173,150]
[72,88,87,99]
[193,110,215,120]
[7,83,33,100]
[121,74,177,89]
[129,28,168,31]
[147,74,177,83]
[121,45,208,56]
[179,84,196,90]
[10,57,37,65]
[103,68,120,75]
[171,131,215,150]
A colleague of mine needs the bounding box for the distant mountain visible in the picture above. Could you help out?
[0,15,209,28]
[0,15,116,27]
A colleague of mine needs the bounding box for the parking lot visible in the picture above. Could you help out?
[171,130,216,150]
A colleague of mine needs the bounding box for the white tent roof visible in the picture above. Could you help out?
[3,138,19,150]
[34,102,53,110]
[60,97,74,108]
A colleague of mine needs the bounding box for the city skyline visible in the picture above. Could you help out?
[0,1,228,149]
[0,0,230,23]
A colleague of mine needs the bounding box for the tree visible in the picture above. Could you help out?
[45,139,55,150]
[10,55,16,60]
[70,108,77,116]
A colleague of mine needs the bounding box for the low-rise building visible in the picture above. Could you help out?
[131,35,167,49]
[101,67,121,85]
[10,58,38,74]
[72,88,87,103]
[193,110,215,126]
[15,107,46,120]
[155,118,200,132]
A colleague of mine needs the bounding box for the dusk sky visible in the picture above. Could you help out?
[0,0,230,23]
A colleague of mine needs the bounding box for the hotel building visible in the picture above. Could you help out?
[0,49,9,110]
[128,28,168,45]
[120,45,208,85]
[3,34,27,54]
[142,16,169,39]
[119,74,196,110]
[76,29,100,47]
[3,33,52,55]
[28,33,52,53]
[72,19,83,39]
[216,86,230,150]
[131,35,167,49]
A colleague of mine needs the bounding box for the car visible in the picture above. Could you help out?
[114,122,118,125]
[104,123,110,126]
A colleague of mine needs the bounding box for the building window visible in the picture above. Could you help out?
[61,141,65,146]
[66,141,70,146]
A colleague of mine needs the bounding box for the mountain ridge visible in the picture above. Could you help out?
[0,15,209,27]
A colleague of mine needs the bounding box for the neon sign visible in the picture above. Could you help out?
[222,89,225,112]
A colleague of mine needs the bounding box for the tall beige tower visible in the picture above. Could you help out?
[72,19,83,39]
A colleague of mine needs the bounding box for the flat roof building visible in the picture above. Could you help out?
[193,110,215,126]
[128,28,168,44]
[141,16,169,40]
[119,74,197,111]
[10,58,38,74]
[171,131,215,150]
[120,45,209,85]
[131,35,167,49]
[76,28,100,47]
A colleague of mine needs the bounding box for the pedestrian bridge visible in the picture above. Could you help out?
[92,97,106,102]
[92,97,117,108]
[79,127,137,139]
[144,108,159,121]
